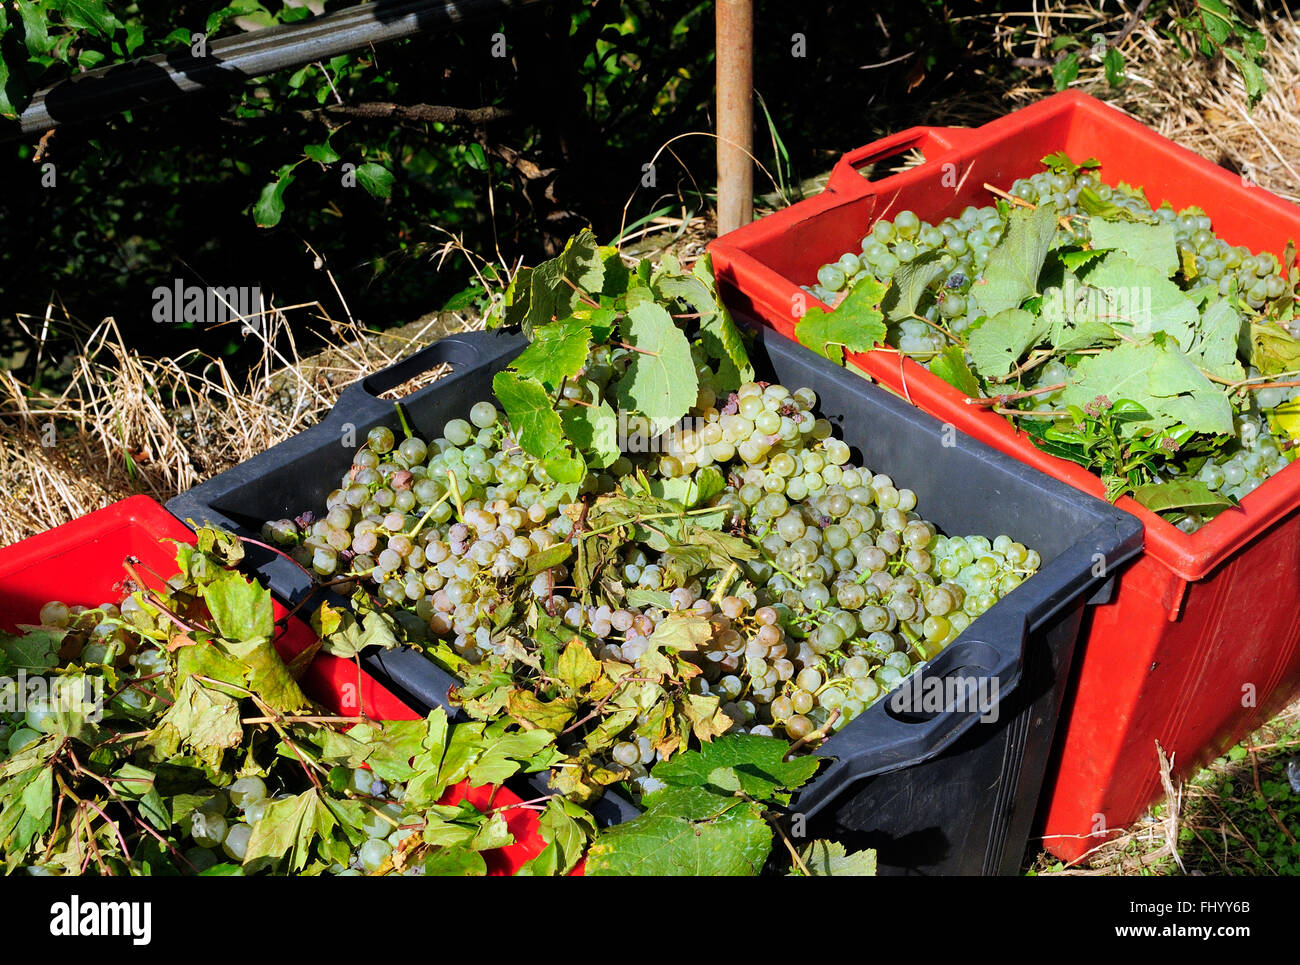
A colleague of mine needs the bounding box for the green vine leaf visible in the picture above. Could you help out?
[972,202,1059,317]
[792,839,878,876]
[614,302,697,435]
[510,318,593,389]
[586,789,771,876]
[966,307,1047,378]
[493,370,567,459]
[795,275,888,365]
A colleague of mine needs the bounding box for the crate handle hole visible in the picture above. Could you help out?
[883,664,1001,725]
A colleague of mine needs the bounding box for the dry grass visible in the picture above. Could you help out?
[0,301,480,548]
[1072,4,1300,203]
[939,1,1300,202]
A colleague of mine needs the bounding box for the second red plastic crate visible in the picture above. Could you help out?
[0,496,559,875]
[709,90,1300,861]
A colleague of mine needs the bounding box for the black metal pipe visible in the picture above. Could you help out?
[7,0,546,137]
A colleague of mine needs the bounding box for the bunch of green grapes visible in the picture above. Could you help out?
[806,164,1296,352]
[2,599,170,758]
[275,379,1041,779]
[803,160,1300,531]
[182,771,429,876]
[660,382,1038,741]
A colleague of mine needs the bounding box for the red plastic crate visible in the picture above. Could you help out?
[0,496,564,875]
[709,90,1300,862]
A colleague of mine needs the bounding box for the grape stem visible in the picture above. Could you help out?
[238,535,315,581]
[60,742,204,875]
[908,312,966,347]
[783,708,841,760]
[240,714,367,725]
[769,806,812,877]
[407,486,454,539]
[561,276,602,310]
[989,348,1054,385]
[611,339,659,356]
[59,754,135,866]
[393,401,414,440]
[559,675,659,735]
[982,182,1078,232]
[120,558,209,635]
[983,182,1034,210]
[709,562,740,605]
[43,783,66,863]
[346,794,404,830]
[993,406,1069,419]
[54,774,121,874]
[445,469,465,521]
[745,534,806,589]
[582,505,722,538]
[965,382,1065,407]
[1218,367,1300,388]
[734,788,812,876]
[491,794,555,813]
[67,748,202,873]
[195,675,330,788]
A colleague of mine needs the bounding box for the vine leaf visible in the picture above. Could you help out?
[493,370,567,459]
[560,400,619,469]
[882,251,948,321]
[651,733,821,803]
[244,788,337,872]
[1132,479,1233,516]
[253,164,297,228]
[966,308,1047,378]
[1087,219,1178,278]
[792,840,878,876]
[585,789,771,876]
[795,275,888,364]
[614,302,697,435]
[929,345,982,397]
[972,202,1059,317]
[510,318,593,389]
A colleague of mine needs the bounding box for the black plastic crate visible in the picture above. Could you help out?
[168,325,1142,874]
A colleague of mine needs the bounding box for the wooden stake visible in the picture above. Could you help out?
[716,0,754,236]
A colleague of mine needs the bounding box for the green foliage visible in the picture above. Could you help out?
[587,734,871,876]
[972,202,1059,317]
[650,733,821,805]
[0,0,728,370]
[492,235,743,468]
[1035,2,1268,106]
[1149,717,1300,876]
[904,152,1291,516]
[0,529,572,876]
[1027,397,1229,512]
[791,839,879,876]
[795,275,888,365]
[967,308,1047,378]
[587,788,773,875]
[1174,0,1269,107]
[0,1,1280,383]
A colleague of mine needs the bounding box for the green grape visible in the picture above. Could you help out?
[367,426,396,454]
